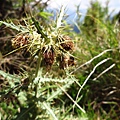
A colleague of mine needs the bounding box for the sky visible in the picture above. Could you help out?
[47,0,120,13]
[43,0,120,22]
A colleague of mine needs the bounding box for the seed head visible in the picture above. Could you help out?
[60,35,74,51]
[11,35,29,48]
[58,55,76,69]
[42,46,55,70]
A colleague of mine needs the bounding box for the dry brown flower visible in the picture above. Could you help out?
[11,35,29,48]
[60,35,74,51]
[59,55,69,69]
[58,55,76,69]
[42,46,55,70]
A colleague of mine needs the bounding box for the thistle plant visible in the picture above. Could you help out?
[10,9,75,72]
[0,6,81,120]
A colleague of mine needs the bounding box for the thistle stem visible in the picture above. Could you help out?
[35,51,42,97]
[35,51,42,77]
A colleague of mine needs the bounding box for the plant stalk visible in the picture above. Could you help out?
[35,51,42,97]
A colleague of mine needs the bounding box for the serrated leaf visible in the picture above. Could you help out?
[0,70,21,82]
[0,21,29,32]
[18,91,27,105]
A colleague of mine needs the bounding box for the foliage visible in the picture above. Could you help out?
[0,0,120,120]
[73,1,120,119]
[0,1,83,120]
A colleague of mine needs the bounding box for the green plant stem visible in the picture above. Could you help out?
[35,51,42,97]
[35,51,42,77]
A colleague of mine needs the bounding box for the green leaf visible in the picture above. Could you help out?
[31,17,47,39]
[0,70,21,82]
[39,12,53,19]
[18,91,27,105]
[0,21,29,32]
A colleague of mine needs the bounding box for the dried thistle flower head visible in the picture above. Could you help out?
[58,54,76,69]
[60,35,74,51]
[11,35,29,48]
[59,54,69,69]
[68,56,76,66]
[42,46,55,70]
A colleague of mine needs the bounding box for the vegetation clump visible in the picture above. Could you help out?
[0,0,120,120]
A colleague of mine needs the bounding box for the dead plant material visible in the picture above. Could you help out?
[68,56,76,66]
[11,35,29,48]
[58,55,76,69]
[59,55,69,69]
[60,35,74,51]
[42,46,55,70]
